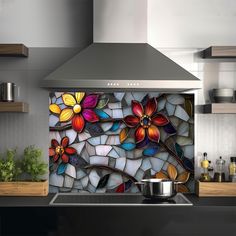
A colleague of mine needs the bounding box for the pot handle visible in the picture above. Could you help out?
[173,181,183,185]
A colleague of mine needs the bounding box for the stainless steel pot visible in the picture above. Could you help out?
[0,82,16,102]
[135,179,182,199]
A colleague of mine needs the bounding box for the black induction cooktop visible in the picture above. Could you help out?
[50,193,192,206]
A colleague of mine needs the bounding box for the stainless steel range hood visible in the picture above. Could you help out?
[42,43,202,91]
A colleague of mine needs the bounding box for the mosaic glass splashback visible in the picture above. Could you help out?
[49,92,194,193]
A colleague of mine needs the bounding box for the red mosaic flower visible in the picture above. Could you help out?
[123,98,169,143]
[49,136,77,163]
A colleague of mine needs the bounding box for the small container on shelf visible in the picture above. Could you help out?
[213,156,226,182]
[229,157,236,182]
[199,152,211,182]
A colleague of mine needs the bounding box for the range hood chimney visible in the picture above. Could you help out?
[42,2,202,92]
[42,43,201,91]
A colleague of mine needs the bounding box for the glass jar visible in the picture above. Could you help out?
[213,156,226,182]
[229,157,236,182]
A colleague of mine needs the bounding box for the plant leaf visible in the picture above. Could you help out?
[183,157,194,173]
[97,174,110,188]
[143,146,159,157]
[177,171,190,183]
[57,163,67,175]
[175,143,184,159]
[119,127,129,143]
[155,172,168,179]
[96,96,109,109]
[94,109,110,119]
[120,142,136,151]
[167,164,177,180]
[125,180,132,191]
[110,121,120,132]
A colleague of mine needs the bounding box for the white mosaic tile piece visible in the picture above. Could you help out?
[167,94,185,105]
[55,92,64,98]
[64,175,74,188]
[49,173,64,187]
[106,135,120,145]
[81,176,89,188]
[178,122,189,137]
[80,149,90,162]
[124,159,142,176]
[101,122,113,132]
[78,131,91,142]
[49,115,59,127]
[112,109,124,118]
[124,92,135,106]
[183,145,194,159]
[76,169,87,179]
[157,99,166,111]
[114,92,125,101]
[86,142,96,156]
[65,164,76,178]
[175,105,190,122]
[89,170,100,188]
[135,169,145,181]
[101,135,108,144]
[90,156,109,165]
[95,145,112,156]
[150,157,164,172]
[103,108,112,116]
[87,136,101,146]
[141,158,152,171]
[166,102,175,116]
[123,107,132,117]
[132,92,146,102]
[71,142,85,155]
[65,129,77,144]
[113,146,126,158]
[108,102,122,109]
[108,149,120,158]
[115,157,126,171]
[176,136,193,146]
[107,173,123,189]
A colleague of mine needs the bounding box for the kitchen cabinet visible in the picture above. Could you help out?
[0,102,29,113]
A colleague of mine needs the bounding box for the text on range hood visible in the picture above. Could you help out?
[42,43,202,91]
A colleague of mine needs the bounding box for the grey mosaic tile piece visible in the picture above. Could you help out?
[65,164,76,178]
[108,102,122,109]
[124,159,142,176]
[115,157,126,171]
[114,92,125,101]
[177,121,189,137]
[108,148,120,159]
[71,141,85,155]
[49,173,64,187]
[49,115,59,127]
[107,173,123,189]
[150,158,164,172]
[89,170,100,188]
[167,94,185,105]
[175,105,190,121]
[64,175,74,188]
[166,102,175,116]
[90,156,109,165]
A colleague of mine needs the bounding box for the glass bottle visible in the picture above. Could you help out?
[229,157,236,182]
[213,156,226,182]
[200,152,211,182]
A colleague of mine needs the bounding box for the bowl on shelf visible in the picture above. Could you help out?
[212,88,234,103]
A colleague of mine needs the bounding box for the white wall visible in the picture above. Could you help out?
[0,0,93,47]
[147,0,236,48]
[94,0,147,43]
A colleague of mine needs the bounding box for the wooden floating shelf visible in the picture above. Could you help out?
[0,44,28,57]
[0,102,29,113]
[201,103,236,114]
[196,180,236,197]
[203,46,236,58]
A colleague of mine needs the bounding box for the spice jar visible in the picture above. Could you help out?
[229,157,236,182]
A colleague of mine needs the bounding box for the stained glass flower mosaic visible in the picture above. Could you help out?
[49,93,99,132]
[123,98,169,144]
[49,92,194,193]
[49,136,77,164]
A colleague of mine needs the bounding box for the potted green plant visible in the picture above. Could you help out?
[0,146,48,196]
